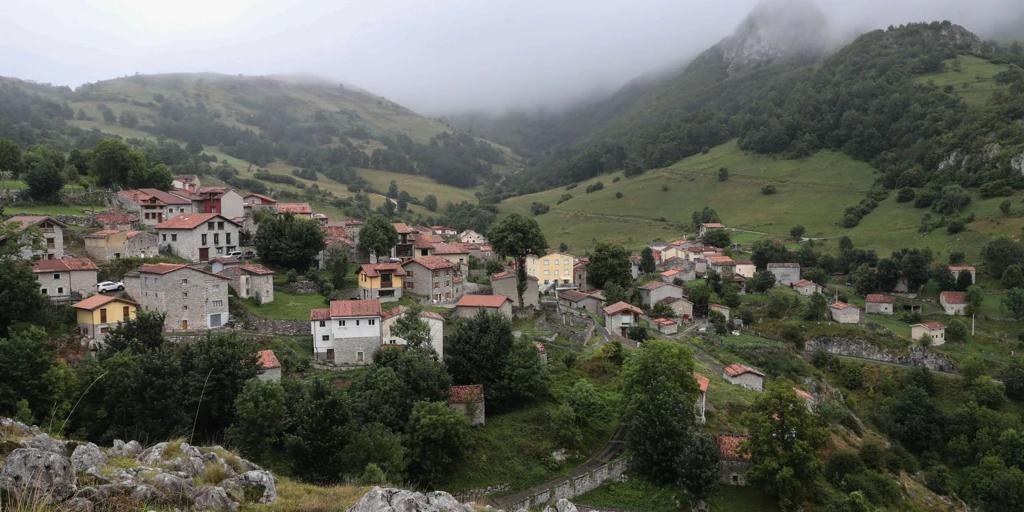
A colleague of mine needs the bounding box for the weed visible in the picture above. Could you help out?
[162,438,185,460]
[201,461,233,485]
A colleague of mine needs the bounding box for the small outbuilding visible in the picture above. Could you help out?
[911,322,946,346]
[939,291,967,316]
[454,294,513,319]
[652,318,679,335]
[865,294,894,315]
[448,385,485,426]
[717,434,750,486]
[694,372,709,424]
[257,350,282,382]
[723,363,764,392]
[829,301,860,324]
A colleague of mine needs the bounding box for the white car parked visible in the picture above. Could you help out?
[97,281,125,293]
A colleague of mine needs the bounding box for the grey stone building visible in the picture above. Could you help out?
[156,213,241,263]
[723,363,764,392]
[454,295,513,319]
[118,188,198,226]
[309,300,383,365]
[257,350,282,382]
[220,264,276,304]
[603,301,643,338]
[491,271,539,308]
[717,435,750,486]
[84,229,159,262]
[4,215,66,260]
[402,256,458,303]
[32,257,99,302]
[767,263,801,286]
[448,385,485,427]
[865,294,894,315]
[637,281,684,308]
[124,263,231,331]
[558,289,602,315]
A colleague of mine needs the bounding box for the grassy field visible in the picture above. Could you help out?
[3,204,106,216]
[353,167,481,207]
[917,55,1010,108]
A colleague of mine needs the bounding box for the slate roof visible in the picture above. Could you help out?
[234,264,276,276]
[768,263,800,268]
[243,193,277,204]
[639,281,669,291]
[328,300,383,318]
[120,189,193,206]
[32,258,99,273]
[136,263,230,280]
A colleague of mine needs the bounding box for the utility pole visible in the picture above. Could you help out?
[972,314,975,336]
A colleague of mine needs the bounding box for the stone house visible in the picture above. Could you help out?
[573,261,589,291]
[73,294,137,342]
[791,279,820,297]
[733,259,756,279]
[458,230,487,244]
[466,243,495,262]
[210,256,240,275]
[865,294,894,315]
[357,263,406,302]
[767,263,801,286]
[558,289,602,315]
[660,264,696,283]
[949,266,976,285]
[220,264,276,304]
[455,295,513,319]
[93,210,139,230]
[940,291,968,315]
[491,271,539,308]
[707,256,736,275]
[693,373,709,424]
[432,243,471,275]
[718,434,751,486]
[124,263,231,331]
[630,256,641,281]
[3,215,66,260]
[411,235,440,258]
[309,299,383,365]
[723,363,764,392]
[275,203,313,219]
[195,188,244,220]
[155,213,240,263]
[652,318,678,335]
[256,350,282,383]
[709,303,731,322]
[318,226,357,270]
[699,223,726,237]
[32,258,99,302]
[829,302,861,324]
[603,301,643,338]
[242,192,277,208]
[659,297,694,319]
[794,387,816,412]
[911,322,946,346]
[381,307,445,357]
[172,174,201,193]
[637,281,684,308]
[390,223,415,261]
[448,385,485,427]
[118,188,198,226]
[402,256,458,303]
[84,229,159,262]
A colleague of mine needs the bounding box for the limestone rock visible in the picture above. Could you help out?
[21,434,68,456]
[73,483,132,503]
[191,486,240,512]
[221,470,277,504]
[123,440,143,457]
[542,499,578,512]
[60,497,95,512]
[137,442,168,466]
[347,486,485,512]
[0,447,77,502]
[130,483,167,504]
[71,443,107,472]
[151,472,194,499]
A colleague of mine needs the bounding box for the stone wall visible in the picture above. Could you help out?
[237,307,310,336]
[506,457,629,510]
[534,309,596,345]
[805,336,960,374]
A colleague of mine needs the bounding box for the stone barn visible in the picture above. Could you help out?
[723,363,764,392]
[865,294,894,315]
[767,263,801,286]
[257,350,282,382]
[448,385,485,426]
[717,435,750,486]
[829,302,861,324]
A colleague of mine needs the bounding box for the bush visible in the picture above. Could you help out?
[761,184,777,195]
[615,192,624,199]
[530,202,551,215]
[946,219,965,234]
[897,187,916,203]
[825,451,865,485]
[612,176,621,183]
[914,188,937,208]
[585,182,604,193]
[924,464,953,495]
[661,184,670,191]
[557,193,573,204]
[286,269,298,283]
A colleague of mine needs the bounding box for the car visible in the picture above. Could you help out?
[97,281,125,293]
[227,251,244,259]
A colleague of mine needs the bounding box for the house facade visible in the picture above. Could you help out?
[723,363,764,392]
[381,307,445,357]
[710,303,731,322]
[431,243,471,274]
[940,291,968,315]
[949,266,976,285]
[4,215,66,260]
[118,189,197,226]
[767,263,801,286]
[448,385,485,427]
[220,264,276,304]
[718,435,750,486]
[84,230,159,262]
[33,258,99,302]
[603,301,643,338]
[694,373,709,424]
[558,289,602,314]
[454,295,513,319]
[733,259,756,279]
[156,213,240,263]
[491,271,539,308]
[172,175,201,194]
[458,230,487,244]
[911,322,946,346]
[257,350,282,383]
[318,226,357,270]
[124,263,231,331]
[391,223,415,261]
[357,263,406,302]
[309,300,383,365]
[652,318,678,334]
[196,188,244,219]
[791,279,820,297]
[526,252,575,287]
[829,302,861,324]
[660,297,694,319]
[865,294,894,315]
[73,294,137,342]
[707,256,736,275]
[699,223,726,236]
[402,257,458,303]
[637,281,684,308]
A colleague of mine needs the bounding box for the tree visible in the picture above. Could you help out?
[1001,357,1024,401]
[602,281,628,306]
[358,215,399,263]
[179,333,261,437]
[227,379,286,461]
[388,306,432,351]
[0,259,48,337]
[587,242,632,289]
[100,310,167,359]
[886,384,944,453]
[946,319,968,343]
[709,310,727,334]
[387,180,399,198]
[744,379,828,510]
[718,167,729,181]
[285,378,355,484]
[424,194,438,212]
[405,401,470,486]
[0,327,63,421]
[255,213,326,271]
[485,259,504,275]
[701,229,731,249]
[790,225,806,240]
[851,264,877,295]
[677,432,720,499]
[897,187,916,203]
[803,267,830,287]
[933,185,971,215]
[1005,265,1024,290]
[806,293,829,320]
[445,310,524,408]
[502,337,551,401]
[751,240,792,270]
[627,324,650,343]
[982,238,1024,278]
[956,269,975,292]
[348,423,407,482]
[325,247,351,291]
[1003,200,1014,215]
[488,213,548,308]
[640,247,656,275]
[965,285,984,316]
[748,269,777,293]
[0,137,22,177]
[21,146,66,202]
[689,282,711,317]
[89,139,147,189]
[1003,288,1024,319]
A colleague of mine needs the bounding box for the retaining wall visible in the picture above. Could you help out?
[506,457,629,510]
[805,336,960,374]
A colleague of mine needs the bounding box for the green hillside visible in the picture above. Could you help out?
[916,55,1012,108]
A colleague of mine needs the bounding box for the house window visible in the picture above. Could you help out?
[100,308,107,323]
[445,281,450,287]
[207,222,215,230]
[218,222,224,230]
[53,273,61,280]
[226,233,231,245]
[183,305,188,310]
[544,270,550,275]
[322,335,329,341]
[368,319,376,326]
[212,300,223,307]
[319,321,325,327]
[406,282,414,290]
[41,288,47,295]
[340,320,345,326]
[202,234,208,245]
[162,234,167,242]
[179,208,185,213]
[210,314,222,328]
[543,259,549,265]
[182,279,188,285]
[213,284,220,292]
[554,269,560,276]
[355,320,360,326]
[171,234,177,242]
[168,208,173,214]
[214,233,220,245]
[564,259,570,265]
[408,271,415,278]
[100,327,109,334]
[433,282,439,289]
[57,287,64,294]
[357,351,364,363]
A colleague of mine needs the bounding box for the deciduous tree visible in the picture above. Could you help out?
[640,247,656,275]
[254,213,326,271]
[405,401,470,486]
[358,215,399,263]
[488,213,547,308]
[227,379,287,461]
[587,242,632,290]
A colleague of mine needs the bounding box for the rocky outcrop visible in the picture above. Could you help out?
[805,337,960,374]
[347,487,588,512]
[0,418,277,512]
[718,0,830,74]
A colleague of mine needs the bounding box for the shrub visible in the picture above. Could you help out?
[286,269,298,283]
[566,183,578,190]
[585,182,604,193]
[897,187,916,202]
[914,188,937,208]
[761,184,777,195]
[615,192,624,199]
[946,219,965,234]
[924,464,953,495]
[557,193,573,204]
[612,176,621,183]
[661,184,669,191]
[530,202,551,215]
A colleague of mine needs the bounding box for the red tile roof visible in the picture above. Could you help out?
[830,301,857,310]
[420,311,444,321]
[359,263,407,277]
[456,295,512,308]
[708,256,735,265]
[329,300,382,318]
[432,242,469,255]
[321,226,355,247]
[866,294,894,304]
[559,290,593,302]
[709,303,730,312]
[448,384,484,404]
[941,291,967,305]
[277,203,313,215]
[155,213,237,230]
[257,349,281,369]
[653,318,677,326]
[693,372,710,393]
[404,256,455,271]
[310,308,330,321]
[701,223,725,228]
[94,211,138,225]
[32,258,99,273]
[125,230,147,239]
[73,294,137,311]
[949,266,976,272]
[534,342,546,354]
[661,269,680,277]
[603,301,644,316]
[724,363,764,377]
[243,193,277,204]
[137,263,187,275]
[120,188,193,206]
[381,306,408,321]
[236,264,275,276]
[344,218,364,226]
[639,281,670,291]
[86,229,122,238]
[718,435,750,459]
[915,322,946,330]
[392,222,414,234]
[792,279,816,288]
[5,215,66,231]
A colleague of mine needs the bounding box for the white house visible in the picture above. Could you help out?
[939,291,968,316]
[694,372,709,424]
[458,230,487,244]
[723,363,764,392]
[155,213,240,263]
[699,223,726,237]
[829,301,861,324]
[381,306,445,358]
[310,300,383,365]
[603,301,643,338]
[911,322,946,346]
[791,279,820,297]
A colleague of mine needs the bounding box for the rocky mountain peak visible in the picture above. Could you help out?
[718,0,831,74]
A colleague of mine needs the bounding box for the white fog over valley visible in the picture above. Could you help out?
[2,0,1023,113]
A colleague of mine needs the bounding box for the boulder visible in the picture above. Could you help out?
[151,472,194,499]
[221,470,277,504]
[60,497,95,512]
[191,486,240,512]
[73,483,132,502]
[122,440,143,457]
[21,434,68,456]
[542,499,578,512]
[137,442,167,466]
[0,447,77,502]
[347,487,477,512]
[130,483,167,504]
[107,440,126,458]
[71,443,107,472]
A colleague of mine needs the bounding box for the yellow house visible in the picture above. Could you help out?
[526,251,575,287]
[73,294,138,340]
[84,229,159,262]
[357,263,406,302]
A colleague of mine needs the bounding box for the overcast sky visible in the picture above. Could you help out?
[2,0,1022,113]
